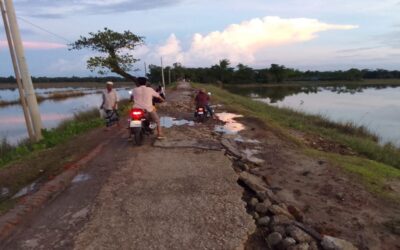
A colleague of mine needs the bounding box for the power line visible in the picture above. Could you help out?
[17,16,72,44]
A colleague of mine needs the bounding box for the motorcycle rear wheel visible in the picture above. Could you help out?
[132,127,143,146]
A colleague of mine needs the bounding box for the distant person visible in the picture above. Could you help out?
[131,77,165,139]
[153,85,166,105]
[194,88,215,119]
[100,81,119,130]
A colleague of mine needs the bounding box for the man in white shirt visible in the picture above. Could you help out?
[101,81,119,129]
[132,77,165,139]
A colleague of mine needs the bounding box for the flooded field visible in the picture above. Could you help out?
[225,84,400,146]
[0,87,130,144]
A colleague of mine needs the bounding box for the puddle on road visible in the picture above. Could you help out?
[234,135,261,144]
[215,112,245,135]
[160,117,195,128]
[72,174,91,183]
[12,182,38,199]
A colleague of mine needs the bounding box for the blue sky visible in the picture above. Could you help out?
[0,0,399,77]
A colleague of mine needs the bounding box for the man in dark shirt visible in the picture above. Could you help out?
[195,88,215,118]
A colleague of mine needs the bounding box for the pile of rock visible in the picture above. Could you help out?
[221,137,358,250]
[239,171,358,250]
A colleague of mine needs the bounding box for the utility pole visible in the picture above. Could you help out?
[0,0,34,140]
[3,0,43,141]
[144,62,147,76]
[161,57,165,89]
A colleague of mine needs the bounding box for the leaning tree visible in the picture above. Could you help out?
[69,28,144,82]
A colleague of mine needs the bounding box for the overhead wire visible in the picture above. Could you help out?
[17,16,72,44]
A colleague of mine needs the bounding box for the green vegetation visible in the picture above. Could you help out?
[198,84,400,199]
[0,109,102,168]
[308,150,400,201]
[148,60,400,84]
[70,27,144,82]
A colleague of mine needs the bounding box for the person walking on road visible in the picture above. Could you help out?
[100,81,119,131]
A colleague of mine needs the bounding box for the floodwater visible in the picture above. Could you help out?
[0,87,94,101]
[214,112,245,135]
[0,88,129,144]
[225,84,400,146]
[160,117,195,128]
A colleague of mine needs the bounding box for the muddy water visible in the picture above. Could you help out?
[226,84,400,146]
[0,89,129,144]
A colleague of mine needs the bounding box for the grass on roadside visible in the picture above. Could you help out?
[0,109,103,169]
[196,83,400,200]
[307,149,400,201]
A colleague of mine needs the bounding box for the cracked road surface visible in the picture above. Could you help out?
[1,82,255,250]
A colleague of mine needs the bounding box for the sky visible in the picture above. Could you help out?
[0,0,399,77]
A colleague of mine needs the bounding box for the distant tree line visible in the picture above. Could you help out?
[0,76,126,84]
[147,59,400,84]
[1,59,398,85]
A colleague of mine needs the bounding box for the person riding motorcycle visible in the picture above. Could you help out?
[131,77,165,139]
[194,88,215,119]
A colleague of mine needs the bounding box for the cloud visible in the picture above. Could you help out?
[336,46,382,53]
[0,40,67,50]
[48,58,87,73]
[150,16,358,67]
[15,0,183,18]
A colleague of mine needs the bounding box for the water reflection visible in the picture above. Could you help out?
[215,112,245,135]
[226,84,400,103]
[225,84,400,146]
[0,89,130,144]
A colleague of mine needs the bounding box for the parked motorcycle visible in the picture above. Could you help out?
[129,108,157,145]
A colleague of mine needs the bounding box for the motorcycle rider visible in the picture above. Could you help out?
[194,88,215,119]
[131,77,165,139]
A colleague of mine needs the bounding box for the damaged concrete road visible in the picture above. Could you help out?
[0,82,255,250]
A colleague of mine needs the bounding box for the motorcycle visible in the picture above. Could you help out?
[129,108,157,145]
[194,106,212,123]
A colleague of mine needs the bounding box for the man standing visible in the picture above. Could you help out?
[132,77,165,139]
[101,81,119,130]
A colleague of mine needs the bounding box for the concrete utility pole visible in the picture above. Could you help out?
[3,0,43,141]
[0,0,34,140]
[160,57,166,89]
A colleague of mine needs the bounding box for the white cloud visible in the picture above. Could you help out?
[48,55,90,73]
[155,34,184,63]
[147,16,358,67]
